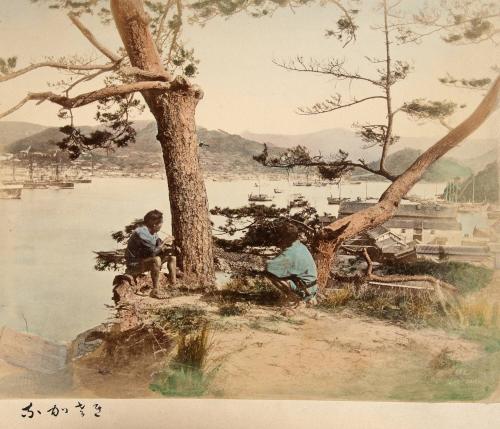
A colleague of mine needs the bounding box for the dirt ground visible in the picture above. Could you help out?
[1,272,499,401]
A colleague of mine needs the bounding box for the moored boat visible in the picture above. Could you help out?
[248,193,273,202]
[49,181,75,189]
[72,177,92,184]
[0,185,22,199]
[23,181,49,189]
[327,196,350,205]
[289,194,307,208]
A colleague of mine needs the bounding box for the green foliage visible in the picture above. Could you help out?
[211,203,320,251]
[30,0,109,20]
[385,261,493,294]
[401,99,461,121]
[0,57,17,74]
[254,143,355,181]
[57,90,143,159]
[443,17,495,44]
[110,219,145,244]
[439,75,492,89]
[192,0,318,20]
[356,124,399,149]
[93,218,144,271]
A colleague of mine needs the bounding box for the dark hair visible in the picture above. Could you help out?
[276,222,299,249]
[144,209,163,225]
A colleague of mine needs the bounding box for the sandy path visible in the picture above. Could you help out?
[206,307,481,400]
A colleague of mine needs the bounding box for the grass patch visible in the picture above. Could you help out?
[155,305,208,334]
[448,296,499,330]
[320,283,444,327]
[150,324,218,397]
[320,287,355,311]
[428,347,457,371]
[384,261,493,294]
[218,302,248,317]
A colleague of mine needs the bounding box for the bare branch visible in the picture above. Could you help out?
[68,12,122,62]
[361,247,457,292]
[0,81,173,119]
[154,0,174,50]
[65,69,109,94]
[439,118,454,131]
[0,96,33,119]
[274,57,381,86]
[299,95,386,115]
[0,61,116,83]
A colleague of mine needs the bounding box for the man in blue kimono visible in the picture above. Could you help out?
[125,210,176,299]
[265,223,318,305]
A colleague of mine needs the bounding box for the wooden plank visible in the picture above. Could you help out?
[368,281,434,291]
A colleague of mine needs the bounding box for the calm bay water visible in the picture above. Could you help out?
[0,178,477,342]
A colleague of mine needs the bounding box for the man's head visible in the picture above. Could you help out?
[144,209,163,233]
[275,222,300,250]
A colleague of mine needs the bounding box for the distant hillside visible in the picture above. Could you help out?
[357,148,472,182]
[5,125,99,154]
[3,121,480,180]
[456,162,498,203]
[0,121,47,150]
[242,128,380,162]
[462,149,497,173]
[242,129,497,162]
[3,121,283,176]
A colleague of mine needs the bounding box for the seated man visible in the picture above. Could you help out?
[265,223,318,306]
[125,209,176,299]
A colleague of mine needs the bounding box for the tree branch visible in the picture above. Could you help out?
[0,81,172,119]
[299,95,386,115]
[0,61,116,83]
[361,248,457,292]
[274,57,381,87]
[68,12,122,62]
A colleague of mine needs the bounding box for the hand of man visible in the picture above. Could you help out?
[159,235,174,248]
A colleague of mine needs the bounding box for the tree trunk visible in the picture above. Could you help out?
[315,76,500,290]
[110,0,215,286]
[148,88,215,285]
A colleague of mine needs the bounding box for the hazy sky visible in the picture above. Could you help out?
[0,0,498,139]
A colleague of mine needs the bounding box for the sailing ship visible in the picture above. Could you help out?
[48,154,75,189]
[327,180,349,205]
[248,180,273,202]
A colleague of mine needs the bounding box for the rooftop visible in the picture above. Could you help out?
[416,245,490,256]
[339,202,458,219]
